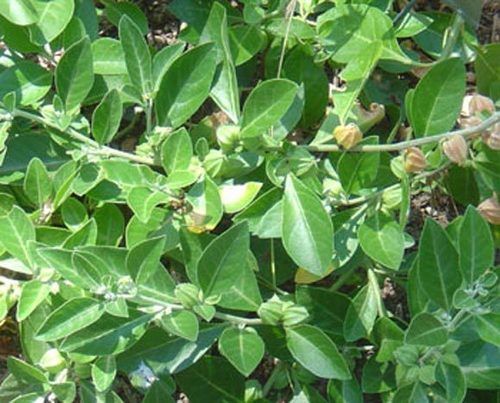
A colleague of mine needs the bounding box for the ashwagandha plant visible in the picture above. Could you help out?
[0,0,499,401]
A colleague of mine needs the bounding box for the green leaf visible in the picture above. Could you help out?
[228,25,266,66]
[443,0,483,28]
[156,43,217,128]
[405,312,448,346]
[410,58,466,136]
[175,356,244,403]
[0,0,38,25]
[200,2,240,123]
[475,313,500,347]
[219,182,262,214]
[56,36,94,111]
[0,61,52,106]
[282,175,333,276]
[152,43,185,92]
[28,0,75,45]
[392,382,429,403]
[343,270,380,342]
[91,356,116,393]
[161,128,193,173]
[459,206,494,284]
[417,219,461,311]
[283,47,329,127]
[95,204,124,246]
[475,44,500,100]
[23,157,51,207]
[60,312,151,355]
[185,176,223,232]
[358,212,405,270]
[286,325,351,380]
[61,197,87,231]
[328,378,363,403]
[334,44,381,124]
[36,297,105,342]
[103,0,148,35]
[91,38,127,75]
[196,221,249,298]
[338,137,380,194]
[296,286,350,338]
[436,362,466,403]
[218,327,265,376]
[240,79,298,138]
[0,206,35,268]
[7,357,47,384]
[318,4,409,64]
[16,280,50,322]
[119,15,152,96]
[117,325,223,375]
[160,310,199,342]
[126,236,166,281]
[126,187,165,223]
[92,89,122,145]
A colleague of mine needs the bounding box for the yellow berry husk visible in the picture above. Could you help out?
[469,94,495,116]
[485,123,500,150]
[404,147,427,173]
[442,134,468,165]
[478,197,500,225]
[333,123,363,149]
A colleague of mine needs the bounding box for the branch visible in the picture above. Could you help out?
[12,109,157,166]
[306,112,500,153]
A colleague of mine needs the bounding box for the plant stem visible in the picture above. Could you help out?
[277,0,297,79]
[332,162,451,207]
[330,265,357,292]
[393,0,418,25]
[440,13,464,60]
[304,112,500,153]
[262,362,284,397]
[12,109,157,166]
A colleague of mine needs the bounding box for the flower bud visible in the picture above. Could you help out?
[403,147,427,173]
[282,305,309,327]
[477,197,500,225]
[257,296,284,325]
[333,123,363,149]
[175,283,200,309]
[469,94,495,116]
[442,134,468,165]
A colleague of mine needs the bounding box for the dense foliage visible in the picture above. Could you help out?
[0,0,499,402]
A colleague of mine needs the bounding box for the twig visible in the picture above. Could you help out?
[12,109,157,166]
[305,112,500,153]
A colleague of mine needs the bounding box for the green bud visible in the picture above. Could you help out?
[282,305,309,327]
[204,294,222,306]
[216,124,241,152]
[175,283,200,309]
[257,296,285,325]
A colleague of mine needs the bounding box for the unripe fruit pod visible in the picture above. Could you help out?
[477,197,500,225]
[333,123,363,149]
[469,94,495,116]
[282,305,309,327]
[174,283,200,309]
[442,134,468,165]
[403,147,427,173]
